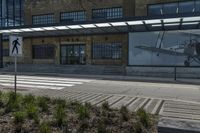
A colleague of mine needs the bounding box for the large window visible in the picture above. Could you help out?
[93,42,122,59]
[60,11,86,22]
[32,45,55,59]
[32,14,54,25]
[148,0,200,16]
[0,0,24,27]
[92,7,123,20]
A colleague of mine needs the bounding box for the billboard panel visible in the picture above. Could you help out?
[129,30,200,66]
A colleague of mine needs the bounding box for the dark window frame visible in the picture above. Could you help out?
[32,13,55,25]
[60,10,86,23]
[92,42,122,60]
[32,44,55,59]
[92,7,123,20]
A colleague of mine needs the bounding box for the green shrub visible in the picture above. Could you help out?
[53,98,66,108]
[134,122,142,133]
[97,120,106,133]
[0,91,4,107]
[77,105,90,120]
[5,92,22,112]
[26,103,39,124]
[120,106,129,121]
[137,108,150,128]
[39,122,51,133]
[101,101,110,110]
[37,96,49,112]
[26,103,38,118]
[84,102,92,109]
[13,111,26,124]
[54,105,66,126]
[23,94,35,105]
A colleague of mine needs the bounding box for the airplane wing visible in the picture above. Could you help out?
[135,46,187,56]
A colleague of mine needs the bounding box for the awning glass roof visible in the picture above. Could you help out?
[0,14,199,37]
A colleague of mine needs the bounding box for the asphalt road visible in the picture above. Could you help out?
[0,74,199,103]
[67,78,200,103]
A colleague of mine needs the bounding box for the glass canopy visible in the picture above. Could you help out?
[0,14,199,37]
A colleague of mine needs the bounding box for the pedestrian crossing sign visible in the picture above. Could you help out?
[9,35,23,57]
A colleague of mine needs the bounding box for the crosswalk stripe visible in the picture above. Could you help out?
[0,74,92,90]
[0,80,74,87]
[0,75,92,82]
[0,78,83,84]
[1,83,64,90]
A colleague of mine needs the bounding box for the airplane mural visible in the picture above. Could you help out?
[135,31,200,66]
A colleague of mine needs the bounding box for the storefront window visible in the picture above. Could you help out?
[32,45,55,59]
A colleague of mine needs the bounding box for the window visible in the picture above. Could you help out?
[195,1,200,12]
[93,42,122,59]
[32,14,54,25]
[148,0,199,16]
[0,0,24,27]
[179,1,195,14]
[32,45,55,59]
[163,3,178,15]
[92,7,123,20]
[3,49,9,57]
[60,11,86,22]
[148,4,163,16]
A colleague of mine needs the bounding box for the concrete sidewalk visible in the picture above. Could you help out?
[0,71,200,85]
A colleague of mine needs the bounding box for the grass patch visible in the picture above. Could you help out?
[77,105,90,120]
[13,111,26,124]
[39,122,51,133]
[137,108,150,128]
[0,91,157,133]
[54,105,66,127]
[37,96,49,112]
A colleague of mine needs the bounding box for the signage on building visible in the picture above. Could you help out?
[9,36,23,57]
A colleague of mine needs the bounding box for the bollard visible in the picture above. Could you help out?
[174,67,177,81]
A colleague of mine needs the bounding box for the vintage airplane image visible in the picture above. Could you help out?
[135,31,200,66]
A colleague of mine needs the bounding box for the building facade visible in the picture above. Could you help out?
[1,0,200,68]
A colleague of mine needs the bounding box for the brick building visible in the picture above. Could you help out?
[0,0,200,74]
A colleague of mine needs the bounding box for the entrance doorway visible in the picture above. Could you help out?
[60,44,86,65]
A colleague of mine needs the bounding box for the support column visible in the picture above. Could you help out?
[0,34,3,68]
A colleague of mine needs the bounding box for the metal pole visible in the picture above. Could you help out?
[14,55,17,94]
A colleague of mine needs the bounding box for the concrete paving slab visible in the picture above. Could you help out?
[158,118,200,133]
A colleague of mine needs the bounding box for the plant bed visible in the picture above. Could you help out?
[0,91,158,133]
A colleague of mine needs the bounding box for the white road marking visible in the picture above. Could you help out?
[0,74,93,90]
[0,75,92,82]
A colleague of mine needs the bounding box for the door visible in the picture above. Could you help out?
[61,44,86,65]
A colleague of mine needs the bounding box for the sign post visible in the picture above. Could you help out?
[9,35,23,95]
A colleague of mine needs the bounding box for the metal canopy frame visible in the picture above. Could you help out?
[0,13,200,37]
